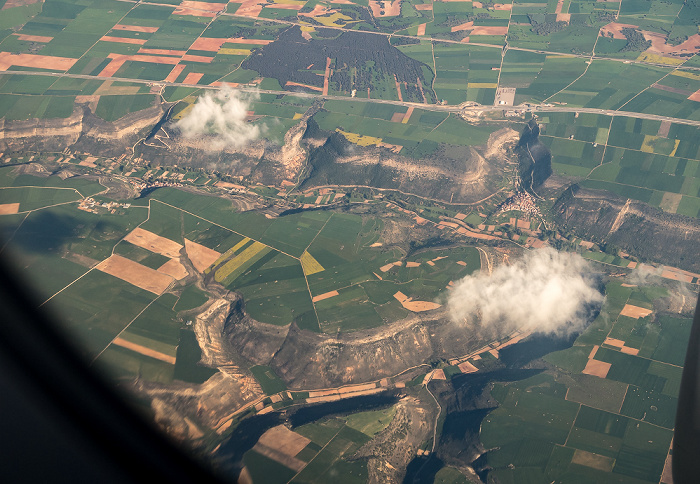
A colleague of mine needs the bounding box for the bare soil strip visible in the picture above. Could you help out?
[96,254,172,294]
[112,25,159,33]
[13,34,53,42]
[100,36,147,45]
[112,336,176,364]
[312,290,339,302]
[604,337,625,347]
[322,57,331,96]
[393,291,441,312]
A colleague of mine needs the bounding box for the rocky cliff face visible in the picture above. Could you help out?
[553,184,700,272]
[223,301,485,390]
[0,102,165,154]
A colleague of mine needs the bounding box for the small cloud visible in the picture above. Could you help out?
[176,85,266,150]
[446,248,604,337]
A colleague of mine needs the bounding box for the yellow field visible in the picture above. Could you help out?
[271,0,305,4]
[636,52,684,66]
[672,70,700,80]
[336,129,382,147]
[468,83,498,88]
[293,112,303,120]
[300,24,315,32]
[215,241,267,282]
[301,251,324,276]
[218,48,251,56]
[211,237,250,269]
[315,12,355,27]
[641,135,679,156]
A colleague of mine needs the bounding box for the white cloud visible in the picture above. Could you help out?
[176,85,265,150]
[446,248,604,337]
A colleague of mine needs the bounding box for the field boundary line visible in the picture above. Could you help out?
[90,290,172,365]
[302,215,333,330]
[0,212,29,255]
[38,267,95,308]
[284,425,345,484]
[616,54,697,113]
[563,403,581,447]
[152,199,299,260]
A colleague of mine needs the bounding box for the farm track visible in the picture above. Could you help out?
[3,69,700,128]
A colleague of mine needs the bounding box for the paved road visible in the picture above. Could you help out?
[3,69,700,127]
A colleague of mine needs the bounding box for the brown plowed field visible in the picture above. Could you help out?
[157,259,189,280]
[112,336,176,364]
[138,48,186,56]
[183,72,203,84]
[13,34,53,42]
[190,37,230,52]
[165,64,186,83]
[184,238,220,272]
[257,425,310,458]
[0,203,20,214]
[470,26,508,35]
[0,52,77,71]
[96,254,173,294]
[619,304,653,319]
[582,359,611,378]
[124,227,183,258]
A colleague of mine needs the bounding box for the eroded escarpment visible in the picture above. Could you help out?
[223,302,486,390]
[299,126,519,204]
[553,184,700,272]
[0,102,165,155]
[352,394,438,484]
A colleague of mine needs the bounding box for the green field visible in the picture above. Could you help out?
[480,277,687,483]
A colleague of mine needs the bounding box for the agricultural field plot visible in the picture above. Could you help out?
[250,364,287,395]
[130,196,481,334]
[96,292,185,384]
[316,100,497,156]
[480,278,685,483]
[308,230,479,331]
[0,92,77,120]
[243,410,395,484]
[0,194,148,302]
[244,418,371,483]
[543,60,700,121]
[44,269,157,359]
[513,56,588,104]
[537,112,700,216]
[430,44,501,106]
[0,185,83,212]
